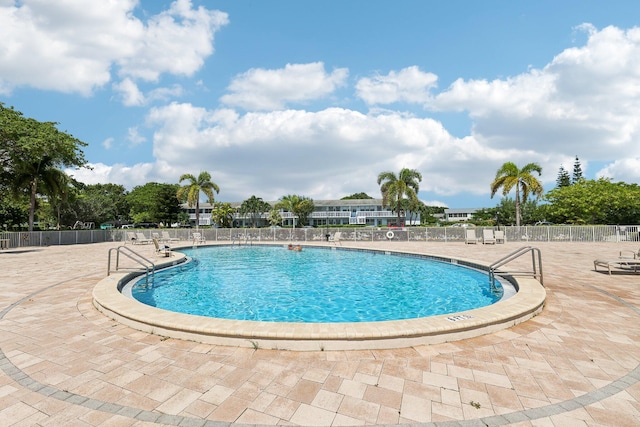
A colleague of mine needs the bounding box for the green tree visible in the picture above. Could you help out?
[341,192,373,200]
[268,208,282,227]
[544,178,640,224]
[212,202,235,228]
[176,172,219,229]
[239,195,271,228]
[490,162,543,227]
[572,156,583,183]
[1,104,88,231]
[275,195,315,227]
[127,183,180,225]
[377,168,422,226]
[556,165,571,188]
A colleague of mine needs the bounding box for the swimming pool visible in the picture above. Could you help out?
[130,246,503,323]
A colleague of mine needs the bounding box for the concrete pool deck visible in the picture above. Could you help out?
[1,240,639,425]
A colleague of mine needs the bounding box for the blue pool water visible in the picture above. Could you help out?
[130,246,503,323]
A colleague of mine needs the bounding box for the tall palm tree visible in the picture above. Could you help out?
[377,168,422,226]
[176,172,219,229]
[239,195,271,228]
[490,162,543,227]
[275,194,314,227]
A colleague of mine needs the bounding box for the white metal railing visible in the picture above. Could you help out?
[2,225,639,247]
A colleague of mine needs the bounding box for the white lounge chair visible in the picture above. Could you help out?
[329,231,342,245]
[465,229,478,244]
[135,232,152,244]
[153,238,172,257]
[495,230,506,244]
[594,258,640,275]
[482,229,496,244]
[126,231,138,244]
[161,231,180,243]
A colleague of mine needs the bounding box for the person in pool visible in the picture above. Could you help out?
[287,243,303,251]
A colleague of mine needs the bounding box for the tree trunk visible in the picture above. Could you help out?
[28,179,37,232]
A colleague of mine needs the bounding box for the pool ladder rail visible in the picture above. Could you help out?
[489,246,543,292]
[107,246,156,285]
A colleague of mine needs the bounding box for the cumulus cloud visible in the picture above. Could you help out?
[355,66,438,105]
[429,25,640,162]
[596,158,640,183]
[0,0,228,96]
[220,62,349,110]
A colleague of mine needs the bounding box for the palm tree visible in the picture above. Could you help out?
[377,168,422,226]
[239,196,271,228]
[275,195,315,227]
[176,172,219,229]
[12,156,69,231]
[490,162,543,227]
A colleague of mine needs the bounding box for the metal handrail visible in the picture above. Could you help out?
[489,246,543,290]
[107,246,156,284]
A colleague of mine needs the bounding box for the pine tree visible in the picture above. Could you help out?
[556,165,571,187]
[572,156,583,183]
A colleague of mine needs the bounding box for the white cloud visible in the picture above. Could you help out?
[220,62,349,110]
[127,127,147,146]
[596,158,640,183]
[102,137,114,150]
[355,66,438,105]
[113,78,145,106]
[0,0,228,95]
[428,25,640,162]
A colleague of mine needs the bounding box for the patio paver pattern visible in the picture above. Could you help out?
[0,240,639,426]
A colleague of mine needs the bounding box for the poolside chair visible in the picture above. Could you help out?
[482,229,496,244]
[192,232,206,245]
[594,258,640,275]
[465,229,478,244]
[153,238,172,257]
[329,231,342,245]
[619,248,640,259]
[161,230,180,243]
[126,231,138,244]
[135,232,152,244]
[494,230,506,244]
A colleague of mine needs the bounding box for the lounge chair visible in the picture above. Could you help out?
[135,232,152,244]
[619,248,640,259]
[465,229,478,244]
[594,258,640,275]
[482,229,496,244]
[329,231,342,245]
[161,231,180,243]
[192,232,206,245]
[495,230,506,244]
[126,231,138,244]
[153,238,172,257]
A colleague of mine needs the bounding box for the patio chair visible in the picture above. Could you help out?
[494,230,506,243]
[465,229,478,244]
[482,229,496,244]
[192,232,206,245]
[153,238,172,257]
[619,248,640,259]
[594,258,640,275]
[329,231,342,245]
[126,231,138,244]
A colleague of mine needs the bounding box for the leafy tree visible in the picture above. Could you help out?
[556,165,571,188]
[341,192,373,200]
[1,104,88,231]
[127,183,180,224]
[275,195,315,227]
[490,162,543,227]
[544,178,640,224]
[176,172,219,228]
[377,168,422,225]
[572,156,583,183]
[0,191,28,230]
[268,208,282,227]
[239,196,271,227]
[212,202,235,228]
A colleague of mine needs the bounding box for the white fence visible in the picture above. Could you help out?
[1,225,638,249]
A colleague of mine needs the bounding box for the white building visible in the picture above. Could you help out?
[443,208,479,222]
[181,199,421,227]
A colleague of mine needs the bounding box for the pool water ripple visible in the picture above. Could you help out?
[131,246,502,323]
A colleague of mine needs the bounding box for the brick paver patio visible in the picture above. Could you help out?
[1,240,638,426]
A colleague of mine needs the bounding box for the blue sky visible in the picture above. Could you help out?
[2,0,640,208]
